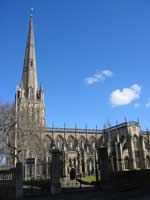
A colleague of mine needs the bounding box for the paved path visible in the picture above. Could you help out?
[23,188,150,200]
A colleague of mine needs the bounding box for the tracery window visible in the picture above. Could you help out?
[87,158,94,175]
[146,156,150,169]
[56,136,64,151]
[133,135,138,151]
[124,156,129,169]
[79,137,86,151]
[67,136,76,151]
[89,137,96,152]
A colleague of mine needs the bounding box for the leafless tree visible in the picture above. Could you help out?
[0,103,15,168]
[0,102,46,169]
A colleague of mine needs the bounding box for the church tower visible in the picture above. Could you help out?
[16,15,45,128]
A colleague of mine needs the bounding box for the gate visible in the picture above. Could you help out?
[23,159,51,195]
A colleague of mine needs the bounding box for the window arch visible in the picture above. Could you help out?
[67,136,76,151]
[120,135,126,144]
[146,156,150,169]
[56,135,64,151]
[124,156,129,169]
[86,137,96,153]
[99,136,104,146]
[0,155,7,167]
[89,137,96,150]
[133,135,138,150]
[45,135,53,153]
[87,158,94,175]
[79,136,86,151]
[86,142,92,153]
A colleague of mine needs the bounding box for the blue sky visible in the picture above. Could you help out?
[0,0,150,130]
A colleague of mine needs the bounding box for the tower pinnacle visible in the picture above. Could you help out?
[21,15,38,99]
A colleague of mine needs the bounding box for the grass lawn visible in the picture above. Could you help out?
[81,176,96,182]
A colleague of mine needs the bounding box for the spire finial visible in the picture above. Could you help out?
[30,8,34,17]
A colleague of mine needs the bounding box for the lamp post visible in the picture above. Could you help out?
[15,86,19,167]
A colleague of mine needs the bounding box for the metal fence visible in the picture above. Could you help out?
[0,163,23,200]
[24,162,51,180]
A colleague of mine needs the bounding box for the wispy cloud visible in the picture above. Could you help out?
[110,84,141,107]
[146,99,150,108]
[134,103,140,109]
[85,70,113,85]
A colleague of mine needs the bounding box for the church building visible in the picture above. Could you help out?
[15,15,150,179]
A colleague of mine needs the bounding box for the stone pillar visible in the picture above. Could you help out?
[50,150,62,195]
[84,155,87,175]
[65,159,68,177]
[128,136,136,169]
[80,157,82,175]
[16,162,23,200]
[140,136,146,169]
[115,142,123,171]
[63,147,67,177]
[93,152,96,175]
[98,147,111,183]
[107,142,113,170]
[115,143,119,171]
[24,162,26,181]
[35,157,37,179]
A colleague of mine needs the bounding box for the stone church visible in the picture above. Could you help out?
[15,15,150,179]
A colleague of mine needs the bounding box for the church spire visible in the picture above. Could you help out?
[21,15,38,99]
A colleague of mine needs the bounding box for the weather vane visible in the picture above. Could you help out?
[30,8,34,16]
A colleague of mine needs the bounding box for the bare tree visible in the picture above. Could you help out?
[0,103,15,168]
[0,101,46,173]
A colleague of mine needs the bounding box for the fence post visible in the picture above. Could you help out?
[16,162,23,200]
[98,147,111,183]
[50,150,62,195]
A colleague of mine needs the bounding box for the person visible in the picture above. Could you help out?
[70,168,76,180]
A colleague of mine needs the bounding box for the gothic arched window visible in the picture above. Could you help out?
[87,158,94,175]
[133,135,138,151]
[56,136,64,151]
[124,156,129,169]
[146,156,150,169]
[45,135,53,153]
[89,137,96,153]
[79,136,86,151]
[67,136,76,151]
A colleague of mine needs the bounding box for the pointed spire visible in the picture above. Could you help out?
[22,15,38,99]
